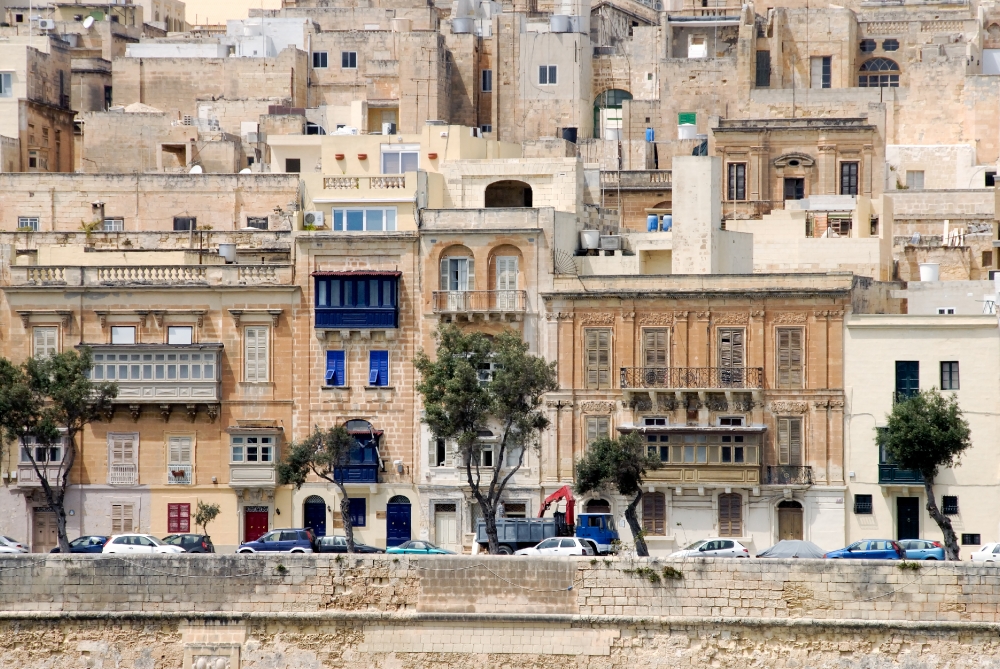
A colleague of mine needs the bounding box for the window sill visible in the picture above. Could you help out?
[365,386,394,391]
[321,385,351,390]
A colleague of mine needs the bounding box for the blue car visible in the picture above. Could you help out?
[50,536,109,553]
[825,539,905,560]
[898,539,945,560]
[237,528,315,553]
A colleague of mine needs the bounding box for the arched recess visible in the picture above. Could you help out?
[487,243,524,298]
[439,244,476,295]
[386,496,411,546]
[858,57,900,87]
[485,180,533,208]
[777,499,804,541]
[585,498,612,514]
[593,89,633,140]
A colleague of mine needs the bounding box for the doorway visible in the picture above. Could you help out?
[244,505,269,543]
[33,508,58,553]
[434,503,459,551]
[777,500,804,541]
[386,495,411,547]
[897,497,920,540]
[303,495,327,537]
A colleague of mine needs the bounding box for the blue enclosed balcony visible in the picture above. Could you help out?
[313,270,400,329]
[333,423,383,484]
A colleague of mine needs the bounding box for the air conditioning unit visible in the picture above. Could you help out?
[38,19,56,30]
[303,211,325,228]
[381,122,397,135]
[600,235,622,250]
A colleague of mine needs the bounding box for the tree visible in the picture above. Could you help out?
[883,388,971,560]
[415,326,558,554]
[0,349,117,553]
[194,500,221,535]
[278,426,360,552]
[575,432,660,557]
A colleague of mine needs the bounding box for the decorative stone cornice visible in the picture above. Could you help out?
[769,401,809,414]
[773,312,808,325]
[638,313,673,326]
[580,313,615,326]
[713,312,749,326]
[580,401,615,413]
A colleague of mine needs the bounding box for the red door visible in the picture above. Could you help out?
[244,507,269,542]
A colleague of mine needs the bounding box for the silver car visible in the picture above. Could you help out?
[669,538,750,558]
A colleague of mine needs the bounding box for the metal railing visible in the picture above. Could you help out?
[108,463,138,486]
[166,464,193,485]
[620,366,764,390]
[432,290,527,314]
[878,464,924,484]
[766,465,813,485]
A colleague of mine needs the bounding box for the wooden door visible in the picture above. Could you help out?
[434,504,459,551]
[778,507,803,541]
[718,493,742,537]
[33,509,58,553]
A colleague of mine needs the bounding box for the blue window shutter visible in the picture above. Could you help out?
[349,498,366,526]
[369,350,389,386]
[326,350,345,386]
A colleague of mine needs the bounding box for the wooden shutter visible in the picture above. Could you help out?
[326,350,345,386]
[777,418,790,465]
[586,416,609,445]
[33,327,57,359]
[440,258,449,290]
[718,493,742,537]
[111,503,134,534]
[776,328,803,388]
[168,437,191,465]
[168,503,190,533]
[496,256,518,290]
[111,434,135,464]
[718,328,745,368]
[642,492,665,535]
[777,417,802,466]
[465,258,474,291]
[643,329,668,367]
[585,329,611,389]
[245,327,269,382]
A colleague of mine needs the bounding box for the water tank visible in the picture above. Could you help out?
[561,127,578,143]
[218,243,237,264]
[580,230,601,249]
[550,14,570,32]
[647,215,659,232]
[645,127,655,142]
[918,263,940,282]
[660,214,673,232]
[451,17,474,33]
[567,15,587,33]
[678,124,697,140]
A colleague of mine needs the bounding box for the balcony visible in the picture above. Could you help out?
[322,175,409,191]
[15,463,64,488]
[86,344,223,405]
[333,465,379,484]
[315,307,398,329]
[432,290,527,320]
[8,264,293,288]
[109,463,138,486]
[600,170,672,190]
[766,465,813,486]
[879,465,925,485]
[313,270,400,330]
[229,462,278,488]
[166,464,193,485]
[620,367,764,391]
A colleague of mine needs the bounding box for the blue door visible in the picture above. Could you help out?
[303,497,327,537]
[386,495,411,547]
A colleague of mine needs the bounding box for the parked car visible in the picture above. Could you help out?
[669,539,750,558]
[824,539,904,560]
[970,543,1000,563]
[50,536,109,553]
[898,539,945,561]
[162,534,215,553]
[756,540,826,559]
[515,537,595,556]
[0,536,28,553]
[102,534,186,555]
[386,540,455,555]
[317,535,384,554]
[237,529,315,553]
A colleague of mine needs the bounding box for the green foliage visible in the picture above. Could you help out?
[898,561,922,571]
[275,563,288,575]
[661,566,684,580]
[884,389,971,479]
[194,500,221,535]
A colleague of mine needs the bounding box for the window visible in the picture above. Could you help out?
[858,58,899,88]
[20,436,62,464]
[168,503,190,533]
[111,503,135,534]
[168,436,191,466]
[776,328,804,389]
[0,72,11,97]
[719,416,744,426]
[349,498,366,526]
[718,492,742,536]
[937,307,955,315]
[895,360,919,400]
[104,85,113,110]
[480,124,492,133]
[325,350,346,386]
[33,327,57,359]
[860,39,876,52]
[90,351,214,383]
[942,495,959,515]
[231,436,274,463]
[109,433,137,466]
[687,35,707,58]
[173,216,196,231]
[481,69,493,92]
[247,216,268,230]
[585,329,612,389]
[810,56,831,88]
[986,172,996,188]
[244,326,269,383]
[727,163,746,200]
[538,65,557,85]
[440,256,473,291]
[103,218,124,231]
[505,445,524,468]
[332,207,398,231]
[285,158,301,173]
[643,329,668,369]
[962,533,981,545]
[586,416,610,446]
[717,328,745,368]
[369,350,389,387]
[940,361,959,390]
[315,276,398,308]
[853,494,873,514]
[167,326,193,345]
[342,51,358,68]
[312,51,328,68]
[840,162,859,196]
[777,417,803,466]
[433,439,447,467]
[381,145,419,174]
[17,216,39,231]
[111,326,136,345]
[642,492,665,535]
[783,178,805,200]
[882,38,899,51]
[755,50,771,87]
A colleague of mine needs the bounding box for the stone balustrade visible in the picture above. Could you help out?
[8,264,293,287]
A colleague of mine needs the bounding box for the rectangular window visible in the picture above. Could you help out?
[895,360,919,400]
[17,216,39,231]
[231,436,274,463]
[173,216,196,231]
[719,416,744,426]
[111,503,135,534]
[312,51,328,68]
[585,329,612,389]
[0,72,12,97]
[727,163,746,201]
[538,65,557,85]
[167,326,193,345]
[246,216,268,230]
[325,350,346,387]
[586,416,610,446]
[168,436,191,465]
[244,326,269,383]
[962,533,981,546]
[840,162,859,196]
[937,307,955,315]
[810,55,831,88]
[109,434,137,465]
[285,158,301,173]
[853,494,873,514]
[755,50,771,87]
[111,326,136,345]
[986,171,996,187]
[642,493,666,536]
[481,69,493,92]
[168,503,190,533]
[717,328,745,368]
[777,417,803,466]
[381,145,419,174]
[103,218,124,231]
[349,498,366,526]
[480,124,492,134]
[783,178,805,200]
[342,51,358,68]
[33,327,58,359]
[776,328,804,389]
[906,170,924,190]
[434,439,447,467]
[369,350,389,387]
[942,495,959,515]
[940,361,959,390]
[643,329,668,368]
[331,207,397,231]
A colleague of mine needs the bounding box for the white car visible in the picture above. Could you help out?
[515,537,596,556]
[0,536,28,553]
[970,543,1000,563]
[102,534,185,555]
[669,538,750,558]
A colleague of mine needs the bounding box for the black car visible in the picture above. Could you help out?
[162,534,215,553]
[50,535,109,553]
[317,535,384,554]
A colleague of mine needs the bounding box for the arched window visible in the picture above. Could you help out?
[642,492,665,535]
[858,58,899,88]
[485,180,532,208]
[585,498,611,514]
[718,492,742,536]
[304,495,325,504]
[593,89,632,140]
[388,495,410,504]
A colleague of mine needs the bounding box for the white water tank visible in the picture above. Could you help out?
[452,17,474,33]
[580,230,601,249]
[918,263,940,282]
[550,15,570,32]
[678,124,697,140]
[218,243,237,264]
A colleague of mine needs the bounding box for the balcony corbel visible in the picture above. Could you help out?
[206,405,219,423]
[186,404,198,423]
[160,404,172,422]
[129,405,141,422]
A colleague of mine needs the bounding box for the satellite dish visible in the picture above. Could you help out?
[239,168,252,174]
[189,165,203,174]
[82,16,94,28]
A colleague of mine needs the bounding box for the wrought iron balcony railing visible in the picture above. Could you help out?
[620,366,764,390]
[432,290,527,314]
[766,465,813,485]
[109,463,138,486]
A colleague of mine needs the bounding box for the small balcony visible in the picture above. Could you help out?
[766,465,813,486]
[333,465,379,484]
[432,290,527,319]
[315,307,398,329]
[600,170,672,190]
[620,367,764,391]
[166,464,193,485]
[15,463,64,488]
[879,464,925,485]
[229,462,278,488]
[322,175,409,192]
[109,463,138,486]
[86,344,223,404]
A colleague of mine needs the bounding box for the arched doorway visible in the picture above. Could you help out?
[303,495,327,537]
[777,500,803,541]
[485,180,532,208]
[585,498,611,514]
[593,89,632,140]
[386,495,411,547]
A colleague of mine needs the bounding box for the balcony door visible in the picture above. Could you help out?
[109,433,138,485]
[718,328,745,387]
[440,257,473,310]
[495,257,519,310]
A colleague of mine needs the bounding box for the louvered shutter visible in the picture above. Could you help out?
[168,503,190,533]
[586,330,599,389]
[245,327,269,382]
[440,258,449,290]
[788,418,803,467]
[719,493,742,537]
[586,417,609,446]
[777,328,803,389]
[777,418,790,465]
[465,258,474,291]
[718,328,745,367]
[642,492,665,535]
[644,329,667,367]
[111,435,135,465]
[326,350,345,386]
[496,257,518,290]
[33,327,57,359]
[112,504,135,534]
[429,439,439,469]
[168,437,191,465]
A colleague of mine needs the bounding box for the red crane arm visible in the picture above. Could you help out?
[538,485,575,525]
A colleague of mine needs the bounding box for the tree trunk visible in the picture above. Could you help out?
[625,490,648,557]
[924,479,960,560]
[337,482,355,553]
[482,501,500,554]
[26,435,72,554]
